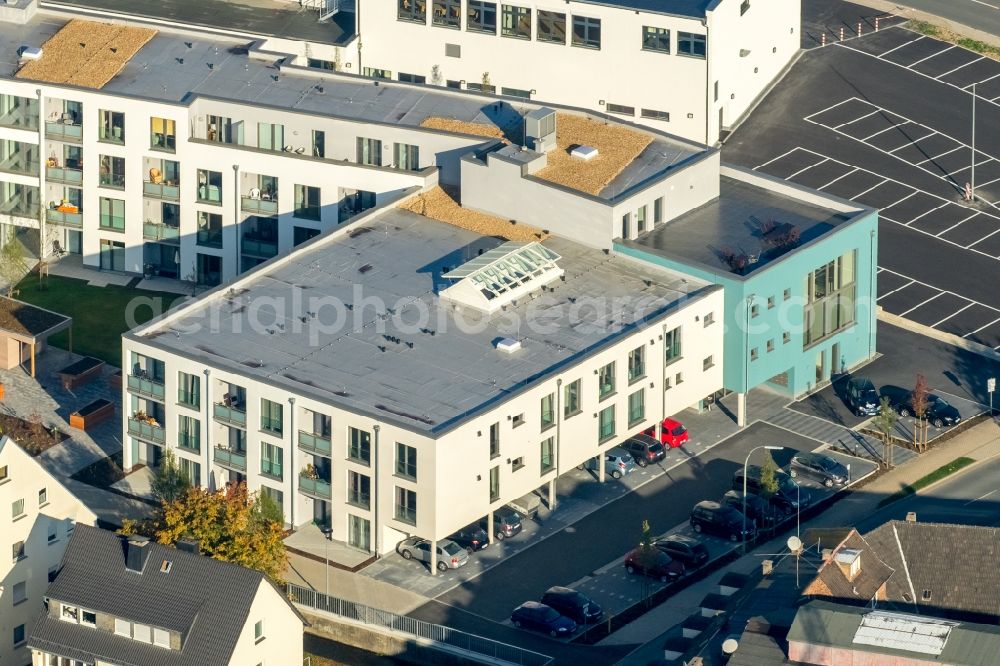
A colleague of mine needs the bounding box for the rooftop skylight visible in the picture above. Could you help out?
[441,241,563,313]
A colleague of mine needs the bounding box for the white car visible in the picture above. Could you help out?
[398,537,469,571]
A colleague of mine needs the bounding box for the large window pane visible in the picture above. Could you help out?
[502,5,531,38]
[537,10,566,43]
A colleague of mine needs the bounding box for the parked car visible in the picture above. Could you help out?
[880,385,962,427]
[580,446,635,479]
[624,547,685,582]
[790,451,849,487]
[480,508,523,541]
[397,538,469,571]
[448,524,490,553]
[653,534,710,567]
[732,466,811,516]
[644,417,690,448]
[620,434,666,467]
[689,501,755,542]
[843,377,880,416]
[721,489,778,528]
[540,587,604,624]
[510,601,577,637]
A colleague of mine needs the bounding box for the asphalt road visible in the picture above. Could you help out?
[891,0,1000,38]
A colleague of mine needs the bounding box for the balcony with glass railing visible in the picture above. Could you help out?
[298,430,332,457]
[128,418,166,444]
[127,374,165,400]
[46,208,82,227]
[143,181,180,200]
[241,196,279,215]
[45,121,83,141]
[213,402,247,427]
[0,193,39,219]
[0,98,39,130]
[299,474,332,500]
[213,446,247,472]
[242,235,278,259]
[47,166,83,185]
[143,222,180,243]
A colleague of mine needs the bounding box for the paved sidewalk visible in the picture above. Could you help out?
[605,418,1000,658]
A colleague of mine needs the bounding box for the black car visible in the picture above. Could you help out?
[448,524,490,553]
[721,490,777,528]
[620,434,666,467]
[844,377,880,416]
[540,587,604,624]
[690,501,755,542]
[653,534,710,567]
[510,602,577,637]
[790,451,849,487]
[481,508,522,541]
[880,385,962,427]
[732,466,810,516]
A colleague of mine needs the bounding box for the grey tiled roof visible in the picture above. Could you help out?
[29,525,302,666]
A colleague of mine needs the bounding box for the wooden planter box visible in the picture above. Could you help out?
[58,357,105,391]
[108,370,122,391]
[70,399,114,431]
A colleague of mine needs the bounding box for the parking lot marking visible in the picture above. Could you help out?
[906,202,950,225]
[803,98,856,121]
[906,44,956,68]
[879,34,924,58]
[899,292,944,316]
[876,277,915,301]
[877,267,1000,333]
[932,302,974,327]
[915,145,962,165]
[967,226,1000,248]
[818,168,859,190]
[862,123,906,141]
[936,212,980,236]
[882,191,920,212]
[850,178,891,199]
[971,72,1000,88]
[937,56,984,79]
[966,316,1000,337]
[888,130,937,152]
[785,157,828,180]
[835,110,879,128]
[753,147,799,170]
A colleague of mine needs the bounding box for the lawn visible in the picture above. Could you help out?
[14,273,185,367]
[876,456,976,508]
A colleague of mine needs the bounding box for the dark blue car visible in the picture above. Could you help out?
[511,602,577,637]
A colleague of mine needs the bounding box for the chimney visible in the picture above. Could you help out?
[125,536,151,574]
[176,539,200,555]
[906,512,917,523]
[834,548,862,581]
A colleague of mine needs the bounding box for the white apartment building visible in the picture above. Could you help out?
[0,435,97,666]
[122,201,725,563]
[354,0,801,144]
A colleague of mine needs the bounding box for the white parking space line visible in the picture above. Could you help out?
[906,44,956,68]
[899,292,944,316]
[936,212,980,236]
[851,178,892,199]
[937,56,985,79]
[932,303,975,327]
[968,227,1000,248]
[964,489,998,506]
[803,99,856,123]
[966,316,1000,337]
[888,130,937,152]
[877,279,915,301]
[972,72,1000,88]
[915,146,962,165]
[862,123,905,141]
[835,110,879,129]
[753,147,799,170]
[818,168,859,190]
[906,202,950,225]
[880,190,918,211]
[880,35,924,58]
[977,175,1000,189]
[785,158,828,180]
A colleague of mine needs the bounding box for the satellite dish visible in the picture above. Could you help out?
[722,638,739,655]
[787,535,803,553]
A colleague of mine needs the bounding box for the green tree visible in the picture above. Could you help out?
[150,449,191,504]
[0,239,28,297]
[911,374,931,452]
[872,396,899,467]
[758,452,779,500]
[635,519,661,607]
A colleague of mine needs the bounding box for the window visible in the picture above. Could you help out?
[783,331,791,344]
[489,466,500,502]
[396,442,417,479]
[540,437,554,474]
[397,72,427,84]
[768,295,775,309]
[153,627,170,648]
[654,197,663,224]
[260,399,283,435]
[294,184,321,220]
[393,143,420,171]
[395,487,417,524]
[12,581,26,604]
[398,0,426,22]
[767,339,775,353]
[675,372,684,385]
[703,312,715,327]
[12,498,24,519]
[100,197,125,231]
[254,619,265,643]
[703,355,715,370]
[47,566,57,582]
[537,10,566,43]
[512,456,525,471]
[47,522,57,543]
[664,375,672,391]
[572,15,601,49]
[540,393,555,430]
[151,116,176,151]
[598,405,615,442]
[260,442,283,480]
[0,465,7,482]
[606,103,635,116]
[38,487,47,506]
[564,379,580,417]
[741,0,751,15]
[804,250,857,347]
[489,422,500,459]
[61,605,79,622]
[641,108,671,121]
[13,624,24,647]
[197,211,223,247]
[628,389,645,425]
[642,26,670,52]
[467,1,497,33]
[197,169,222,204]
[750,347,759,361]
[114,618,130,636]
[714,80,719,102]
[664,326,682,364]
[99,156,125,188]
[178,415,200,453]
[502,4,531,38]
[179,458,201,486]
[312,130,326,158]
[622,213,631,239]
[348,470,371,509]
[362,67,392,79]
[783,288,791,301]
[433,0,461,27]
[501,87,532,99]
[466,81,497,93]
[257,122,284,152]
[357,137,382,166]
[598,362,616,399]
[751,303,760,318]
[628,346,645,382]
[82,610,97,627]
[98,109,125,143]
[349,427,372,464]
[294,226,320,246]
[178,372,200,408]
[511,413,525,428]
[637,205,647,234]
[678,32,707,58]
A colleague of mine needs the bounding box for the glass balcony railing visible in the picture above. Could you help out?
[0,198,39,219]
[260,460,283,480]
[0,107,39,130]
[127,374,165,400]
[298,430,332,457]
[143,222,180,243]
[299,474,332,500]
[143,181,180,200]
[213,402,247,427]
[127,418,166,444]
[99,173,125,189]
[214,446,247,472]
[242,237,278,259]
[241,196,279,215]
[46,122,83,141]
[46,209,83,227]
[47,166,83,185]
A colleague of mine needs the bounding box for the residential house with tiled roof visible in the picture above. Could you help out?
[27,524,305,666]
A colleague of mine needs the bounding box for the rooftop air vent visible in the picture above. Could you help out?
[496,338,522,354]
[20,47,43,61]
[525,107,557,153]
[571,145,598,161]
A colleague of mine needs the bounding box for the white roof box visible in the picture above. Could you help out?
[570,145,598,161]
[20,47,42,61]
[496,338,522,354]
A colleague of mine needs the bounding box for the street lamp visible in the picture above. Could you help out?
[743,445,783,554]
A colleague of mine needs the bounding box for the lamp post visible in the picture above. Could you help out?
[743,445,783,554]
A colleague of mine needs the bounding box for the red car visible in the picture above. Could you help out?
[624,547,685,582]
[644,417,689,448]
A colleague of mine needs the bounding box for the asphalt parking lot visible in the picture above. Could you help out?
[725,24,1000,350]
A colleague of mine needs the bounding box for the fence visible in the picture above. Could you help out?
[287,583,553,666]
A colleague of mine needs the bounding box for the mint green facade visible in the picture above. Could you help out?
[616,210,878,398]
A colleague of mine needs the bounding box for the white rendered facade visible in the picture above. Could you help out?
[354,0,800,144]
[0,436,97,666]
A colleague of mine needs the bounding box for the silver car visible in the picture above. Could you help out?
[581,446,636,479]
[398,537,469,571]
